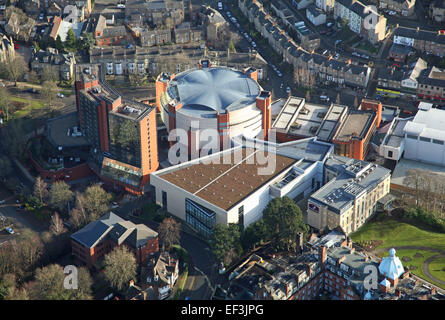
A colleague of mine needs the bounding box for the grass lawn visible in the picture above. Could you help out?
[429,257,445,283]
[10,96,45,119]
[351,219,445,288]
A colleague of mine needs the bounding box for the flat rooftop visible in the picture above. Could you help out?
[316,104,346,142]
[310,156,390,213]
[404,105,445,141]
[46,112,89,147]
[333,110,375,142]
[159,147,297,210]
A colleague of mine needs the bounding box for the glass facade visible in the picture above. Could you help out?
[185,198,216,238]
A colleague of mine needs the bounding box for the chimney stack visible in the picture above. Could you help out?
[318,245,326,264]
[296,232,304,254]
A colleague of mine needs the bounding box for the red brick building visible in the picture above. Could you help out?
[71,212,159,268]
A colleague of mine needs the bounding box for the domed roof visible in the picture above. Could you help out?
[378,248,404,280]
[169,67,260,116]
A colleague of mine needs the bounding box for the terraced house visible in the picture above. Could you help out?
[379,0,416,16]
[393,27,445,57]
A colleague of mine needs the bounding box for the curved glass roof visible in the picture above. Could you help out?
[169,67,260,116]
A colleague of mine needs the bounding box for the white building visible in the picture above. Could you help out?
[403,103,445,166]
[315,0,335,12]
[150,138,333,238]
[306,4,327,26]
[379,102,445,166]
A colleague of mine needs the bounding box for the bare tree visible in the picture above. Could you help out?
[82,184,112,222]
[158,217,181,251]
[0,86,13,121]
[41,81,56,108]
[33,176,48,205]
[48,181,74,213]
[49,212,66,236]
[1,53,27,86]
[336,93,341,104]
[103,246,137,292]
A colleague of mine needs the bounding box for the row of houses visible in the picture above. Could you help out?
[89,45,268,79]
[393,26,445,57]
[124,0,185,28]
[240,0,321,52]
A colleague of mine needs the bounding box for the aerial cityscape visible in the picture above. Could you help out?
[1,0,445,306]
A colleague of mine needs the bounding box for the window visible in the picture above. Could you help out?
[433,139,444,145]
[406,134,418,140]
[387,150,393,158]
[419,136,431,142]
[238,206,244,228]
[162,191,167,209]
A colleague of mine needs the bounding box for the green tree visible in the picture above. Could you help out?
[65,29,77,50]
[262,197,308,252]
[79,32,95,50]
[55,35,64,51]
[241,218,269,251]
[211,223,242,266]
[48,181,74,212]
[103,246,137,292]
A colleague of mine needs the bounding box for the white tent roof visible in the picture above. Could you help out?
[378,248,404,280]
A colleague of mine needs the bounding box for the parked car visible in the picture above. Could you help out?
[286,86,291,93]
[226,11,231,17]
[334,53,340,59]
[218,2,223,10]
[57,92,64,98]
[0,200,5,204]
[5,227,14,235]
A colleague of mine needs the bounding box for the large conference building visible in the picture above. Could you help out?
[155,63,272,155]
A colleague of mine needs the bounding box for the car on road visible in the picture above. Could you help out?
[0,200,5,204]
[286,86,291,93]
[334,53,340,59]
[25,88,40,94]
[277,71,282,77]
[320,95,330,102]
[218,2,222,10]
[226,11,231,18]
[326,22,334,28]
[5,227,14,235]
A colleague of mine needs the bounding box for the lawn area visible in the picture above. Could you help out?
[351,219,445,288]
[429,257,445,283]
[10,96,45,119]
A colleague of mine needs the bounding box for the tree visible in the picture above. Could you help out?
[82,184,112,222]
[103,246,137,292]
[48,181,74,212]
[69,192,89,229]
[33,176,48,205]
[50,212,66,235]
[228,40,236,53]
[55,35,64,51]
[0,53,27,86]
[79,32,95,50]
[262,197,308,252]
[0,156,13,180]
[0,86,12,121]
[33,264,92,300]
[305,90,311,102]
[1,118,27,159]
[158,217,181,251]
[211,223,241,266]
[241,218,269,251]
[41,81,56,107]
[41,67,59,83]
[65,29,77,50]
